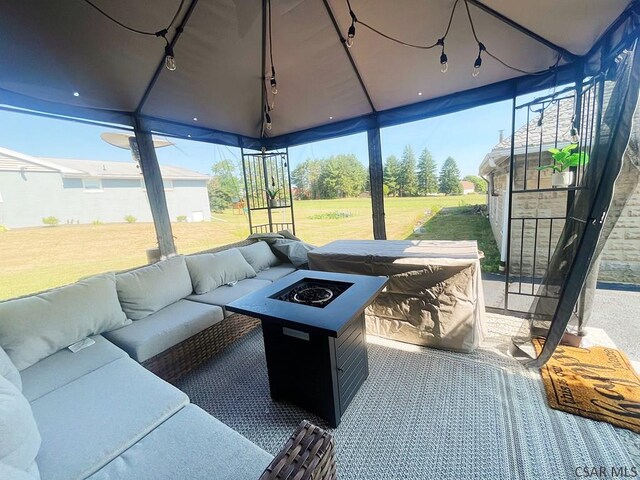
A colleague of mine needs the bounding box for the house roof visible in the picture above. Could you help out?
[0,1,636,149]
[460,180,475,190]
[43,158,210,180]
[479,93,581,176]
[0,145,208,180]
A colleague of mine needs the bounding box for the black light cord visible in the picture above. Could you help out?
[462,0,559,75]
[81,0,185,37]
[346,0,560,76]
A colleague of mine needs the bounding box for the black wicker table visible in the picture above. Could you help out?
[227,270,388,427]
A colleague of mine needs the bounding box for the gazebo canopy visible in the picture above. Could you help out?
[1,0,638,148]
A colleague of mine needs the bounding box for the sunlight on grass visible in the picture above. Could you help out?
[0,194,486,300]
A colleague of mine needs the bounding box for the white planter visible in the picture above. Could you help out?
[551,171,574,188]
[268,199,279,208]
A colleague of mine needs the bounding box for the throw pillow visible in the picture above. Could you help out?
[116,255,193,320]
[238,241,281,272]
[0,375,41,480]
[0,273,130,370]
[186,249,257,295]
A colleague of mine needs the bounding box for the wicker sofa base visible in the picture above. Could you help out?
[141,313,260,383]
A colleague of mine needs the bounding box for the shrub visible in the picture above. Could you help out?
[0,225,8,232]
[309,210,353,220]
[124,215,137,223]
[176,215,187,223]
[92,220,104,225]
[42,216,59,226]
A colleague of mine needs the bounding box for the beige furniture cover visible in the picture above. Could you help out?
[308,240,486,353]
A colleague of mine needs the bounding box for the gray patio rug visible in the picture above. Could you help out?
[176,328,638,479]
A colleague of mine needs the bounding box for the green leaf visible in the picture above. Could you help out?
[548,148,561,155]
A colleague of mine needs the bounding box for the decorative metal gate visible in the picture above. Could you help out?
[504,77,603,314]
[241,147,295,234]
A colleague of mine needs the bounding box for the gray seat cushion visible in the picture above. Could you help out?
[103,300,224,363]
[88,404,273,480]
[187,279,272,316]
[31,357,188,480]
[254,263,297,282]
[20,335,127,402]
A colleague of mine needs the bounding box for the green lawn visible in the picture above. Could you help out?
[407,205,501,273]
[0,194,488,300]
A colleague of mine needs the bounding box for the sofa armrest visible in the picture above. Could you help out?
[259,420,336,480]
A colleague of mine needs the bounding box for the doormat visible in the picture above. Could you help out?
[533,338,640,433]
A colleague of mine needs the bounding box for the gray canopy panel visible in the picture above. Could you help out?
[0,0,636,144]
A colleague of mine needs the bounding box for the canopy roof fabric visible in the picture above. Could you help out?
[0,0,638,148]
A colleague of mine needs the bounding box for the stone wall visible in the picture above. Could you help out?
[488,157,640,285]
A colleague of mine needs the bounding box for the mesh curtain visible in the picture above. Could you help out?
[512,39,640,367]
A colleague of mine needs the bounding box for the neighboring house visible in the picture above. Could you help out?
[460,181,475,195]
[479,95,640,285]
[0,147,211,228]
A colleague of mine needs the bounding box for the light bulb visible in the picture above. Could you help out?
[440,52,448,73]
[165,54,176,71]
[570,127,580,143]
[347,24,355,48]
[472,57,482,77]
[266,121,272,130]
[265,112,272,130]
[270,77,278,95]
[472,67,480,77]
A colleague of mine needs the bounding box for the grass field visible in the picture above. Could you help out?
[0,194,487,300]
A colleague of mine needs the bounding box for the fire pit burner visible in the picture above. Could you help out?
[293,286,333,305]
[272,278,352,308]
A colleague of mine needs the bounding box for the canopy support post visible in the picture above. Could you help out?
[133,117,176,258]
[367,126,386,240]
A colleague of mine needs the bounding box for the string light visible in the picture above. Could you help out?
[270,67,278,95]
[437,39,448,73]
[82,0,185,72]
[265,107,273,131]
[472,42,485,77]
[346,0,357,48]
[344,0,559,78]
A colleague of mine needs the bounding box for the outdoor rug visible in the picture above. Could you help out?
[176,328,638,479]
[534,338,640,434]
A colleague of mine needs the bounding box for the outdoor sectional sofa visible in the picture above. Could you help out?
[0,240,335,480]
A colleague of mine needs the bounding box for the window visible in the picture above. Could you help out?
[82,178,103,191]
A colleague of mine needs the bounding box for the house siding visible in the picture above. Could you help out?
[0,171,211,228]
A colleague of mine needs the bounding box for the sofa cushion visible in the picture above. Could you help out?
[247,232,284,244]
[255,263,297,282]
[238,241,281,272]
[31,357,188,480]
[20,335,127,402]
[0,375,40,480]
[187,279,273,316]
[103,300,224,363]
[88,404,273,480]
[0,273,130,371]
[116,256,193,320]
[0,345,21,391]
[185,249,256,295]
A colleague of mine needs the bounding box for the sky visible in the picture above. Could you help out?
[0,98,527,179]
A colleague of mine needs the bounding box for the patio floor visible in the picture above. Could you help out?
[175,312,639,478]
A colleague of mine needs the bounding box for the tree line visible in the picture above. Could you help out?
[207,148,487,211]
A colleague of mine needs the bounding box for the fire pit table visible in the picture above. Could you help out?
[227,270,388,427]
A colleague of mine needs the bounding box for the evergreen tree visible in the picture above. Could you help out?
[463,175,488,193]
[383,155,400,196]
[417,148,438,195]
[399,145,418,197]
[439,156,463,195]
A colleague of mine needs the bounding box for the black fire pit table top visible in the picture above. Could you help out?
[226,270,388,337]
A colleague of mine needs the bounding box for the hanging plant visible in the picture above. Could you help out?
[265,176,280,207]
[538,144,590,188]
